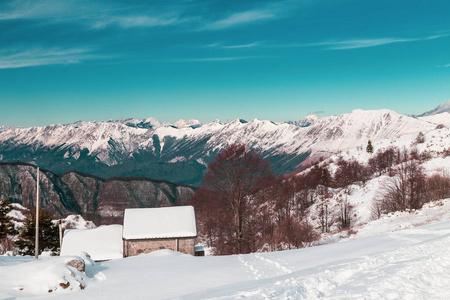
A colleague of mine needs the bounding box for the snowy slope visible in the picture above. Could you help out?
[302,122,450,236]
[2,218,450,299]
[418,112,450,126]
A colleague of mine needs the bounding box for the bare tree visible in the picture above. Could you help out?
[337,194,353,229]
[317,185,332,233]
[191,144,275,254]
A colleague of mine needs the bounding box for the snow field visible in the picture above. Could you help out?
[3,219,450,299]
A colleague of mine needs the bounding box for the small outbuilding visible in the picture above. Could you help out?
[61,225,124,261]
[122,206,197,257]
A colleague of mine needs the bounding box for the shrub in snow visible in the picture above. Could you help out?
[415,132,426,144]
[427,174,450,201]
[443,148,450,158]
[374,160,427,216]
[368,147,397,176]
[333,159,369,187]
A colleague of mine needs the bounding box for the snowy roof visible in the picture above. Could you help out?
[61,225,123,261]
[122,206,197,240]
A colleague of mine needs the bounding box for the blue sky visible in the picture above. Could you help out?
[0,0,449,127]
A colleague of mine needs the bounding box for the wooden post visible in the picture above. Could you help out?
[59,220,63,250]
[35,167,39,259]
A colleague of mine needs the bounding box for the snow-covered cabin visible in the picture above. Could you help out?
[61,225,124,261]
[122,206,197,257]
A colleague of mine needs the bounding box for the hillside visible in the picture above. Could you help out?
[0,163,194,224]
[296,120,450,244]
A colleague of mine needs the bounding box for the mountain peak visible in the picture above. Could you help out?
[288,114,320,127]
[418,100,450,117]
[173,119,201,129]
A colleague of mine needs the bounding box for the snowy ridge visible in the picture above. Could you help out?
[0,109,435,160]
[0,109,437,184]
[418,99,450,117]
[286,114,319,127]
[173,119,201,128]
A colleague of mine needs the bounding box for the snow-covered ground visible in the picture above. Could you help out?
[2,210,450,299]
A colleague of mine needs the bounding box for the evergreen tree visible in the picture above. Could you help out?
[16,209,59,256]
[0,199,17,253]
[366,140,374,154]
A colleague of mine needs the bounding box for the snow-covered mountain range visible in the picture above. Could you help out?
[0,102,447,185]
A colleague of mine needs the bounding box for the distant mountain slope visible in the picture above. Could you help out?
[418,100,450,117]
[0,162,194,224]
[418,112,450,127]
[0,109,436,185]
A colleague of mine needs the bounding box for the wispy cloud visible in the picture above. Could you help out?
[202,10,275,30]
[207,41,263,49]
[225,41,263,49]
[309,111,325,115]
[171,56,272,62]
[0,47,99,69]
[1,0,297,32]
[318,38,414,50]
[309,34,449,50]
[200,0,300,31]
[0,0,72,20]
[438,64,450,68]
[0,0,108,23]
[92,14,183,29]
[0,0,193,30]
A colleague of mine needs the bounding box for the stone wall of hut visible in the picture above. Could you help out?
[124,237,195,257]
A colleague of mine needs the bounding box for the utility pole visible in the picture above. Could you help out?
[59,220,63,250]
[35,167,39,259]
